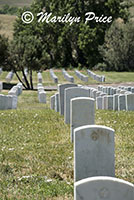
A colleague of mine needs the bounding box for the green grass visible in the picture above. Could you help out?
[1,70,134,87]
[0,90,73,199]
[0,88,134,199]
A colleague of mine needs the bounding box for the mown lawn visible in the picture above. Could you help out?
[0,86,134,199]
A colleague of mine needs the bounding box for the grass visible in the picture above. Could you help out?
[0,90,73,199]
[1,69,134,86]
[0,70,134,199]
[0,14,16,40]
[0,89,134,199]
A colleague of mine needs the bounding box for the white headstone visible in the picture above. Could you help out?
[70,97,95,142]
[50,95,55,110]
[55,93,59,112]
[58,83,77,115]
[0,94,6,110]
[12,95,18,109]
[38,91,46,103]
[126,94,134,111]
[64,87,90,124]
[96,96,103,109]
[103,96,108,110]
[118,95,126,111]
[107,96,113,110]
[7,95,13,109]
[74,176,134,200]
[113,94,119,111]
[74,125,115,181]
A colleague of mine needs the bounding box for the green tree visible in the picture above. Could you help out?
[0,34,8,67]
[6,34,50,89]
[99,19,134,71]
[13,0,129,69]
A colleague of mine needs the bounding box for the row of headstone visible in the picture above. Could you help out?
[73,113,133,199]
[37,83,46,103]
[96,85,134,111]
[62,69,74,83]
[0,68,2,75]
[0,82,3,92]
[37,72,43,83]
[50,69,58,83]
[87,69,105,82]
[51,84,96,143]
[49,83,134,198]
[50,84,115,179]
[98,85,134,95]
[6,71,14,83]
[8,82,23,96]
[75,70,88,82]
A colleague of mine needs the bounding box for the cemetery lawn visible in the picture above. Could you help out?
[0,90,134,199]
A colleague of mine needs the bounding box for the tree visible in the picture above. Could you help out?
[13,0,129,69]
[99,19,134,71]
[6,34,50,89]
[0,34,8,67]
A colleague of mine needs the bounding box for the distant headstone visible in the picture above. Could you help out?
[103,96,108,110]
[75,70,88,82]
[50,69,58,83]
[6,71,14,83]
[74,176,134,200]
[37,72,43,83]
[7,95,13,109]
[118,95,126,111]
[38,91,46,103]
[55,93,59,112]
[96,96,103,110]
[12,95,18,109]
[62,69,74,83]
[126,94,134,111]
[50,95,55,110]
[107,96,113,110]
[0,94,6,110]
[70,97,95,142]
[113,94,119,111]
[74,125,115,182]
[58,83,77,115]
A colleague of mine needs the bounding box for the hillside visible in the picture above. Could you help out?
[0,0,33,8]
[0,14,16,40]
